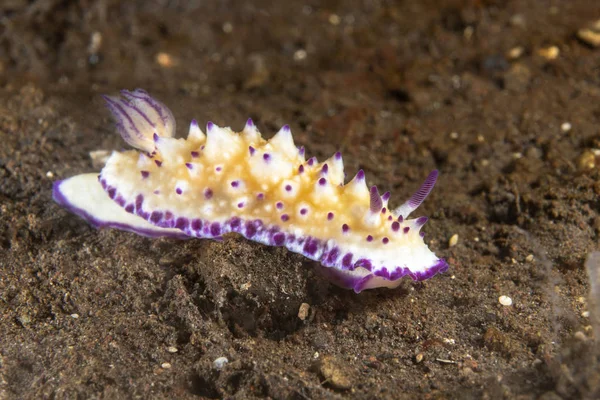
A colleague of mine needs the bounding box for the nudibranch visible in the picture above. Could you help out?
[53,89,448,292]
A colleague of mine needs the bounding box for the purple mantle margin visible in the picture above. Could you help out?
[54,177,449,292]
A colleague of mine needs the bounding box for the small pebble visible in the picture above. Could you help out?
[560,122,572,133]
[70,313,79,319]
[155,52,176,68]
[328,14,341,25]
[507,46,524,60]
[525,254,534,263]
[222,22,233,33]
[298,303,310,321]
[577,149,598,172]
[510,14,526,28]
[161,362,172,369]
[582,311,590,318]
[415,353,424,363]
[577,20,600,47]
[499,295,513,306]
[573,331,587,341]
[293,49,307,61]
[537,46,560,60]
[449,131,459,140]
[448,234,459,247]
[213,357,229,370]
[46,171,54,178]
[317,356,352,390]
[167,346,178,353]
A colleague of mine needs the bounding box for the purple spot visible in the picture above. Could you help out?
[135,194,144,210]
[303,238,318,255]
[185,163,193,170]
[204,188,213,199]
[374,268,390,279]
[335,151,342,160]
[285,184,292,192]
[191,219,203,231]
[392,221,400,232]
[366,235,373,242]
[153,132,159,142]
[325,247,339,264]
[175,217,189,230]
[299,147,305,157]
[176,188,182,195]
[191,151,199,158]
[321,164,328,174]
[342,224,350,233]
[318,178,327,186]
[300,208,308,215]
[381,207,387,214]
[215,166,222,172]
[276,202,283,209]
[150,211,163,223]
[342,253,353,269]
[230,217,241,230]
[165,211,173,221]
[282,124,290,132]
[273,233,285,245]
[420,231,426,238]
[107,188,116,199]
[210,222,221,236]
[281,214,289,222]
[355,259,373,271]
[356,170,365,180]
[257,193,264,200]
[246,118,254,128]
[398,215,404,222]
[201,145,205,150]
[382,192,391,202]
[327,212,334,220]
[263,153,271,162]
[238,202,245,208]
[155,160,162,167]
[249,146,255,156]
[231,180,239,187]
[245,221,257,237]
[125,204,134,213]
[141,171,150,178]
[207,121,214,131]
[403,227,410,233]
[382,237,389,244]
[115,196,125,207]
[153,190,160,195]
[298,165,304,174]
[388,215,393,221]
[307,157,316,166]
[100,179,107,189]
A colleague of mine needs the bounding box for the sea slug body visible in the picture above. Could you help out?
[53,89,448,292]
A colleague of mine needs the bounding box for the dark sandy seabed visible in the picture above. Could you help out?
[2,1,600,399]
